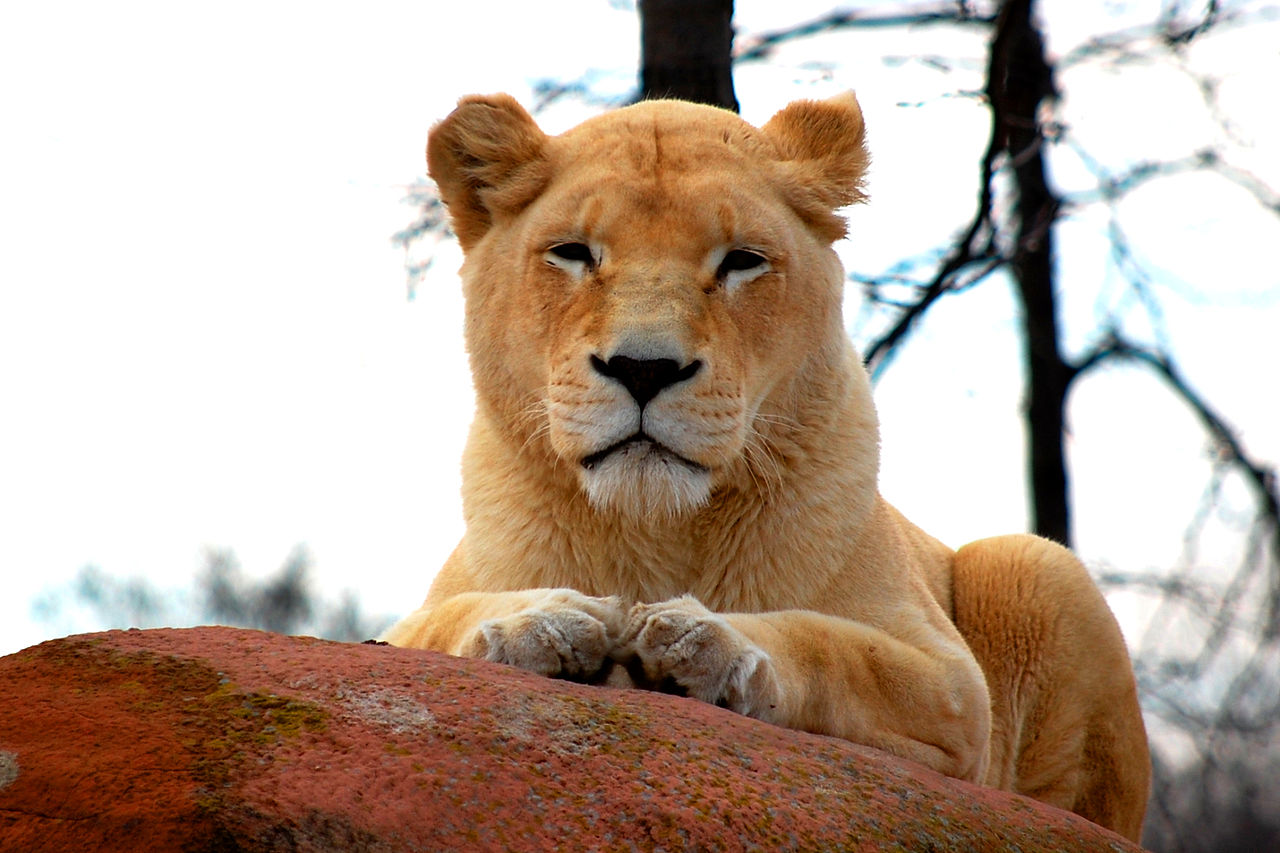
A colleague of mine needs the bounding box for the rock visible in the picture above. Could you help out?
[0,628,1145,852]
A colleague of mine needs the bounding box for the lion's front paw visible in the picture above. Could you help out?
[618,596,781,721]
[465,590,625,680]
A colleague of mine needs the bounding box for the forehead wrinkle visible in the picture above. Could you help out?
[579,195,603,235]
[716,200,737,244]
[549,117,788,248]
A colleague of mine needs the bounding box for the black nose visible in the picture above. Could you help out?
[591,355,701,407]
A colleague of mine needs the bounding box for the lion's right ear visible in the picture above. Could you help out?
[427,94,550,251]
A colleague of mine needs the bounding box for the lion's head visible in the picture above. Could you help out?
[428,94,872,520]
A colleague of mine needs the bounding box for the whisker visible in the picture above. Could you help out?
[742,428,786,504]
[515,398,552,455]
[752,411,802,431]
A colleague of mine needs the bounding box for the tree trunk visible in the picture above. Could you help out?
[987,0,1073,546]
[639,0,739,112]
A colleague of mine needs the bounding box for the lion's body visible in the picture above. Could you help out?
[385,93,1149,840]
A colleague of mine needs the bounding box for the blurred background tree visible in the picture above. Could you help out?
[33,546,391,644]
[399,1,1279,850]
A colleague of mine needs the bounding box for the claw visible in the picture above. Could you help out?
[617,596,780,719]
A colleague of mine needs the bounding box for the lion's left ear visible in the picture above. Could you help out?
[427,94,551,251]
[762,92,869,239]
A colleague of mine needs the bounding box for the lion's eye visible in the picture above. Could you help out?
[549,243,594,264]
[718,249,767,276]
[544,242,596,280]
[716,249,770,291]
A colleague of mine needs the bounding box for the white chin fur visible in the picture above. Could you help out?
[580,444,711,519]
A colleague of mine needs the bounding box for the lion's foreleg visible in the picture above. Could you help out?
[737,611,992,780]
[619,599,991,781]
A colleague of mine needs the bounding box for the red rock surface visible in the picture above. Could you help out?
[0,628,1145,852]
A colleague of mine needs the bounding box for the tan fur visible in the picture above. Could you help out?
[386,92,1149,840]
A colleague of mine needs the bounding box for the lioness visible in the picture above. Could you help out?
[386,92,1150,841]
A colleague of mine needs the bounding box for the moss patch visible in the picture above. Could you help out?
[37,639,327,815]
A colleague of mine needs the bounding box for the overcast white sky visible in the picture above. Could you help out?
[2,1,1277,656]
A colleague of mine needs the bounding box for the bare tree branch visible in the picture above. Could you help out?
[391,178,449,299]
[1057,0,1276,69]
[734,2,997,64]
[1074,335,1280,549]
[862,73,1004,372]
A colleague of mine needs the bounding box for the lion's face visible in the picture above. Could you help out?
[428,95,870,519]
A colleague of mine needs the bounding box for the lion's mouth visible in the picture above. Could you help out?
[580,434,707,473]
